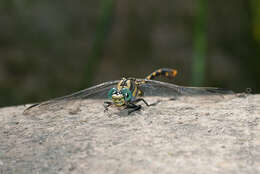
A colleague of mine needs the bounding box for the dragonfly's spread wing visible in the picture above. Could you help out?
[23,80,120,115]
[138,79,234,103]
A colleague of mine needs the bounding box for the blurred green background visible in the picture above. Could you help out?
[0,0,260,107]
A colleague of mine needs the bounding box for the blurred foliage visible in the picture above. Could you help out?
[251,0,260,44]
[0,0,260,107]
[83,0,115,88]
[192,0,207,85]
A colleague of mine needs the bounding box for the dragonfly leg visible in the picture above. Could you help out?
[104,101,113,112]
[126,103,142,114]
[132,98,157,106]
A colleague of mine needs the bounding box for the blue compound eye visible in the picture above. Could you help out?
[108,88,117,99]
[121,88,132,102]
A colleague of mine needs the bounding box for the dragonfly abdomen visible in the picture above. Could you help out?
[146,68,178,80]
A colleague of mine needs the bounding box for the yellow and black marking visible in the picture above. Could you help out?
[117,77,141,98]
[105,68,178,114]
[145,68,178,80]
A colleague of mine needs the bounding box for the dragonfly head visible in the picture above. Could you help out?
[108,88,132,106]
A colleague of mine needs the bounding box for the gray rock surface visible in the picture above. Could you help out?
[0,94,259,174]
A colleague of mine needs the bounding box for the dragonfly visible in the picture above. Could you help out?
[23,68,234,115]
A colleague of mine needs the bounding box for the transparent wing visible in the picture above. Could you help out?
[24,79,234,115]
[138,79,234,103]
[23,80,120,115]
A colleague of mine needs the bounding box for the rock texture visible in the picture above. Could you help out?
[0,94,259,174]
